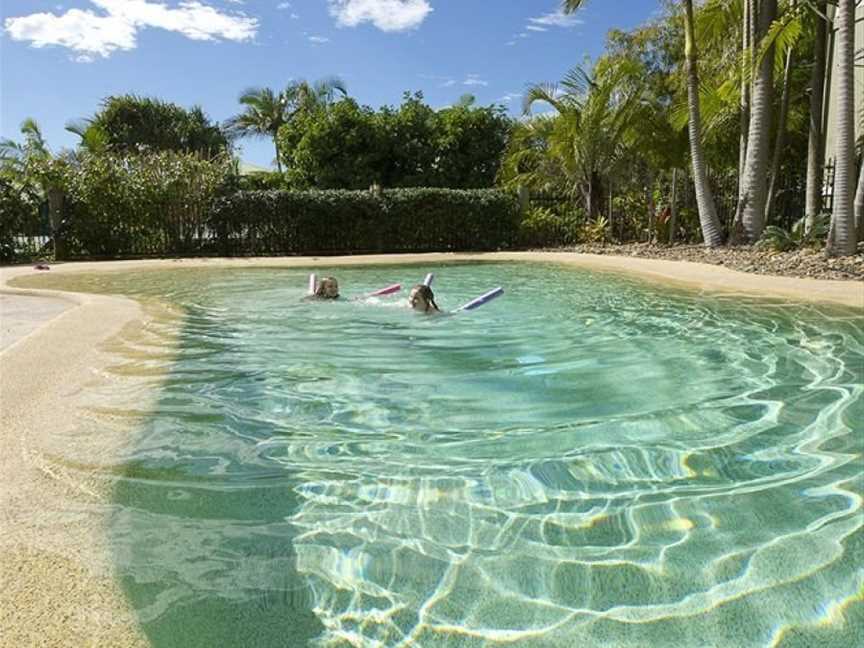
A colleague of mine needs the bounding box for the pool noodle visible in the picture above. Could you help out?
[423,273,434,287]
[368,283,402,297]
[308,273,317,295]
[458,287,504,311]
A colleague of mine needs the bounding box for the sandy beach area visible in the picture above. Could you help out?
[1,252,861,647]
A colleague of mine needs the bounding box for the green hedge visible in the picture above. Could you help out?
[209,188,521,255]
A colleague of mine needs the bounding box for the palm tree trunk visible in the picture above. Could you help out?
[738,0,777,243]
[738,0,752,195]
[805,3,829,229]
[684,0,724,247]
[765,44,794,222]
[855,160,864,244]
[273,136,282,174]
[827,0,857,256]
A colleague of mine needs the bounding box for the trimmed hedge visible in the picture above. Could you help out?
[209,188,521,255]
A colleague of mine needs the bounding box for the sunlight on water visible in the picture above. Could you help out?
[19,263,864,647]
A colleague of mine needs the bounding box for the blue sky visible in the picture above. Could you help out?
[1,1,662,167]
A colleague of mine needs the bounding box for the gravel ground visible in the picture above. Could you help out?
[545,243,864,282]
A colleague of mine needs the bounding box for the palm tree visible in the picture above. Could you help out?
[521,60,646,218]
[681,0,725,246]
[226,77,347,173]
[0,118,51,173]
[827,0,857,256]
[64,119,109,153]
[563,0,725,246]
[736,0,777,242]
[805,2,829,229]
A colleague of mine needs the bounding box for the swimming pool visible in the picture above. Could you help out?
[18,262,864,647]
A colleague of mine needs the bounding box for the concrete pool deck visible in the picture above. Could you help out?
[0,252,861,646]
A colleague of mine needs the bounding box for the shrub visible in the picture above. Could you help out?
[519,206,582,248]
[236,171,289,191]
[61,151,233,257]
[579,216,610,244]
[0,179,43,263]
[757,214,830,253]
[208,188,520,255]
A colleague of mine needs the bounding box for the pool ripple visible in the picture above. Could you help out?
[17,264,863,647]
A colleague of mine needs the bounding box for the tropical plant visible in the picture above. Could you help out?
[69,95,229,158]
[563,0,725,247]
[517,58,647,218]
[757,213,829,251]
[226,77,347,173]
[580,215,610,243]
[518,206,582,248]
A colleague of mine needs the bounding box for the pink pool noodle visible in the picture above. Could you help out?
[308,273,317,295]
[458,287,504,311]
[368,283,402,297]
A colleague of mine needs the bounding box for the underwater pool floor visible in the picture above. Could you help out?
[8,261,864,648]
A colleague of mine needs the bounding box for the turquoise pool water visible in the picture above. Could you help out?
[23,263,864,647]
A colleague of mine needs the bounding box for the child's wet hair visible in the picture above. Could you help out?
[315,276,340,298]
[411,284,439,311]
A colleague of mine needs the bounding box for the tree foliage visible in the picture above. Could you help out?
[278,93,510,190]
[72,95,230,158]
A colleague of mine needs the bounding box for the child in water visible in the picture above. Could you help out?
[408,284,440,313]
[311,276,340,300]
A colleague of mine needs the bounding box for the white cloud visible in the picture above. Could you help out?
[3,0,257,59]
[528,10,582,29]
[328,0,431,32]
[276,2,291,9]
[308,34,329,43]
[290,13,299,19]
[441,79,456,87]
[463,74,487,87]
[498,92,522,104]
[525,25,546,32]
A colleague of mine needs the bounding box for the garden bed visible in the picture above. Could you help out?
[547,243,864,282]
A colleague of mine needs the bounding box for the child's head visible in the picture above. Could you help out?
[315,276,340,299]
[409,284,439,312]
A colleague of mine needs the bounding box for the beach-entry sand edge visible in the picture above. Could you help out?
[0,268,165,647]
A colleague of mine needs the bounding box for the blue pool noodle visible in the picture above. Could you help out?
[458,287,504,311]
[423,273,434,287]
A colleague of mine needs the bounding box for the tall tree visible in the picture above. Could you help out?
[765,36,794,221]
[736,0,778,242]
[682,0,726,246]
[827,0,857,256]
[226,78,347,173]
[805,2,829,229]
